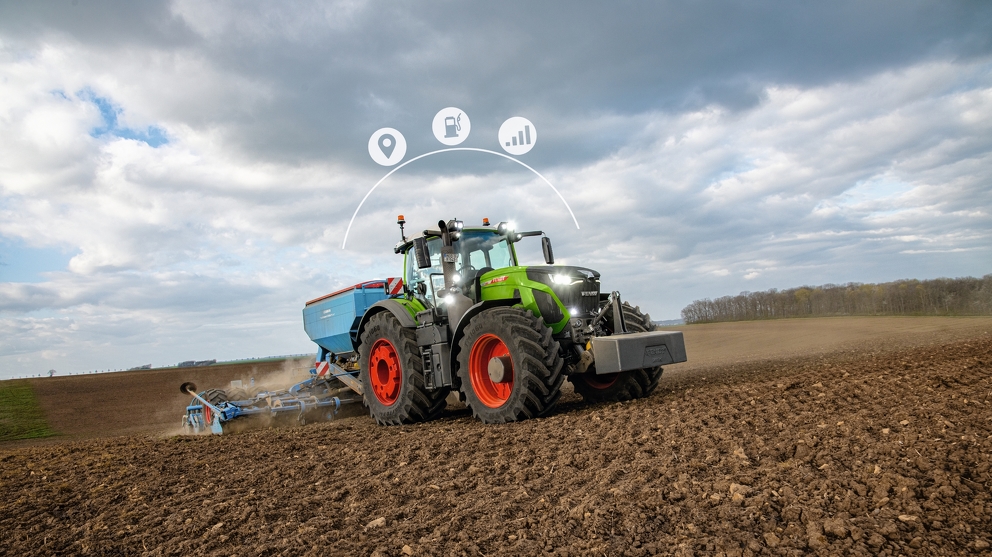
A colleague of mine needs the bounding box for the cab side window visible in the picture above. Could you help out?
[405,237,444,306]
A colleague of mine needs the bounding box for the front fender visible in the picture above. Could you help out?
[448,298,522,373]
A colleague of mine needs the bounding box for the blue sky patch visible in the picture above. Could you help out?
[0,237,77,283]
[78,88,169,147]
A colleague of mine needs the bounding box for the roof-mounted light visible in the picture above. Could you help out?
[497,221,515,235]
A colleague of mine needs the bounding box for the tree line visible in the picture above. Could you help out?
[681,275,992,324]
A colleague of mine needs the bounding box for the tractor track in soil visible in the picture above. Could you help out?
[1,318,991,556]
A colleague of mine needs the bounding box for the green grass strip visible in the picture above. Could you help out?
[0,381,58,441]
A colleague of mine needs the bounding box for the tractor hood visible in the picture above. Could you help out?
[524,266,602,319]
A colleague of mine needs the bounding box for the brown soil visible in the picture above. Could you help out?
[1,318,991,556]
[664,316,992,373]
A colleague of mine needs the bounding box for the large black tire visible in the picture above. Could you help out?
[359,311,448,425]
[226,388,249,401]
[201,388,229,406]
[571,302,664,403]
[456,306,564,424]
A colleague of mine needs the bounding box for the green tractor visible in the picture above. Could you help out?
[345,217,687,425]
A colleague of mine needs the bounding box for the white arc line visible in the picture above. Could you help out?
[342,147,580,249]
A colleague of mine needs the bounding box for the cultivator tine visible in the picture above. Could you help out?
[210,412,223,435]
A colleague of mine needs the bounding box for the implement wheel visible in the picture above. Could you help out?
[359,311,448,425]
[457,306,564,423]
[571,302,664,403]
[197,389,229,430]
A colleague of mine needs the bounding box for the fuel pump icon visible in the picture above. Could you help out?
[432,107,471,146]
[444,113,462,138]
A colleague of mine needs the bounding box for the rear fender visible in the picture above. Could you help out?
[354,298,422,351]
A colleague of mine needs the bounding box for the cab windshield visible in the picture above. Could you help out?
[405,229,516,306]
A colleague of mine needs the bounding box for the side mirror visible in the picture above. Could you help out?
[413,237,432,269]
[541,236,554,265]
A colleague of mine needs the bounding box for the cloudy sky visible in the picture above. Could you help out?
[1,1,990,378]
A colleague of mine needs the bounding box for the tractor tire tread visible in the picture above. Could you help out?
[457,306,563,423]
[226,388,248,401]
[201,389,229,406]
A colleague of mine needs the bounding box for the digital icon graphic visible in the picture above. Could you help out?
[347,111,578,249]
[378,134,396,158]
[498,116,537,156]
[368,127,407,166]
[432,107,471,146]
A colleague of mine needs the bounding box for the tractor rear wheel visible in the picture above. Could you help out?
[359,311,448,425]
[571,302,664,402]
[456,306,564,423]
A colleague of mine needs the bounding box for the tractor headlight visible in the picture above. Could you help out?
[551,274,574,285]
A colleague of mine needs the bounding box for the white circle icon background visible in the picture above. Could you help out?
[432,107,471,146]
[498,116,537,156]
[368,127,407,166]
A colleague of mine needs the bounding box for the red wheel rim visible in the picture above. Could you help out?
[583,372,620,389]
[369,338,401,405]
[469,334,513,408]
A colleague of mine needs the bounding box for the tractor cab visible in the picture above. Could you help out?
[402,226,517,306]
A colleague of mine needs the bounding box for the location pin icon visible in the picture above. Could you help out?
[378,133,396,159]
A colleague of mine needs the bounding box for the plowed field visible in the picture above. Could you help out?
[2,317,991,556]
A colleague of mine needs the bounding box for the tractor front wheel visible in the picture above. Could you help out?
[570,301,664,403]
[570,367,663,402]
[359,311,448,425]
[457,306,564,423]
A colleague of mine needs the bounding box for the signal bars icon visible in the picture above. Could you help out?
[506,125,531,148]
[498,116,537,156]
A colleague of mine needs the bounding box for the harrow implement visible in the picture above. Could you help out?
[180,362,363,435]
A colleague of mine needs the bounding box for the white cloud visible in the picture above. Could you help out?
[1,4,991,377]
